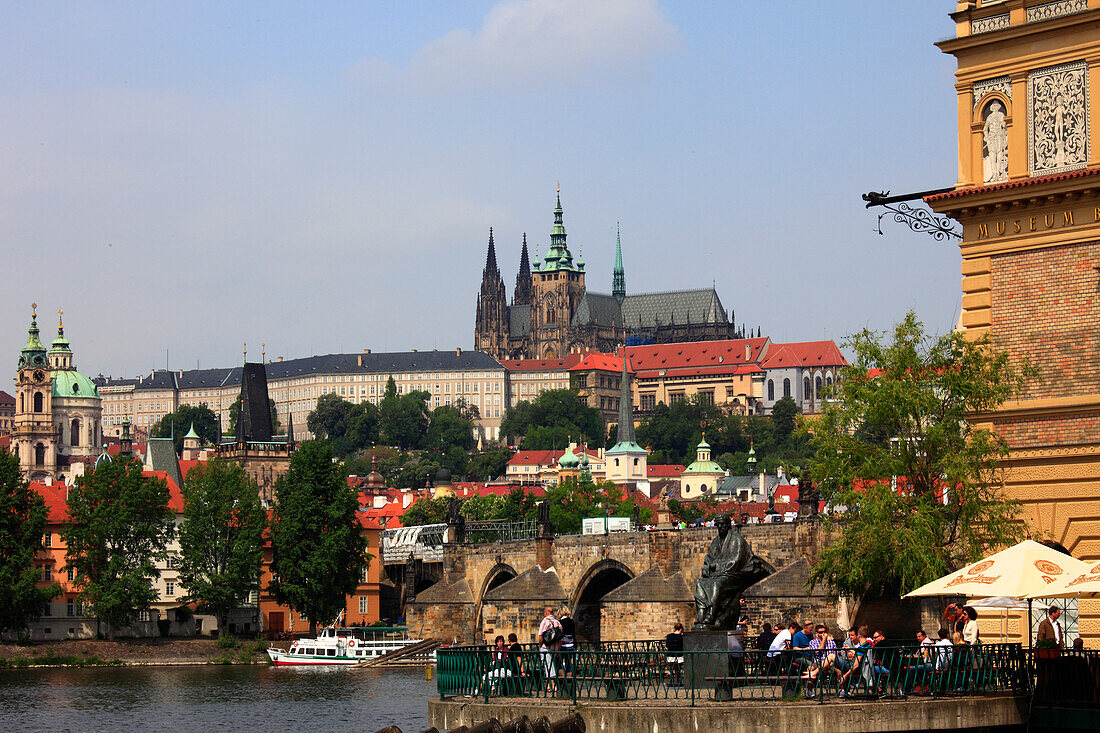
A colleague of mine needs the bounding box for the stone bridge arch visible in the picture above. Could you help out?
[475,562,519,635]
[570,559,635,644]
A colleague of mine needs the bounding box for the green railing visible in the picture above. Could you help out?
[437,642,1029,705]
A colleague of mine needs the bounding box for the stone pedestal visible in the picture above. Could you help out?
[683,629,744,694]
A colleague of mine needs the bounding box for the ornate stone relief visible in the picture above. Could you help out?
[1026,0,1087,23]
[973,76,1012,110]
[983,101,1009,183]
[972,13,1010,34]
[1028,61,1089,175]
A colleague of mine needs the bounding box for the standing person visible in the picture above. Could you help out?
[944,603,967,637]
[558,606,576,678]
[506,633,525,684]
[665,622,685,684]
[962,606,980,645]
[1037,606,1063,648]
[538,606,563,693]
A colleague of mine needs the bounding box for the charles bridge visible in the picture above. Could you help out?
[386,517,838,645]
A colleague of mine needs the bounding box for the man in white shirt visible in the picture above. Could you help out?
[768,622,797,658]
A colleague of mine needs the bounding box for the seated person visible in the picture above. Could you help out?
[665,622,685,683]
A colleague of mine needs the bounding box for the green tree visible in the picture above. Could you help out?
[467,448,513,482]
[770,396,800,444]
[636,396,723,464]
[151,404,219,455]
[499,389,605,449]
[176,459,267,633]
[378,378,430,450]
[307,394,379,457]
[807,312,1028,599]
[0,449,60,632]
[425,406,474,452]
[227,395,281,436]
[62,456,174,640]
[269,441,368,635]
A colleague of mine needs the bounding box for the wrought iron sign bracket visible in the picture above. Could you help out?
[863,188,962,241]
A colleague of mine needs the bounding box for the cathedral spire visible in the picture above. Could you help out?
[514,233,533,306]
[483,227,500,277]
[612,222,626,305]
[616,353,636,445]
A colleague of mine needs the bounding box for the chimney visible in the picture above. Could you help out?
[745,344,751,361]
[456,348,462,356]
[364,348,371,354]
[277,356,283,362]
[358,355,363,367]
[411,349,417,353]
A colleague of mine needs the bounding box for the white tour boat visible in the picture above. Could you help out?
[267,626,423,666]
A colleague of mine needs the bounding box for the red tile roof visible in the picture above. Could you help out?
[506,448,602,466]
[0,436,10,450]
[619,339,769,377]
[647,464,685,478]
[143,470,185,513]
[0,390,14,407]
[568,353,631,373]
[759,341,847,370]
[178,460,201,479]
[30,482,69,523]
[500,353,587,372]
[924,167,1100,202]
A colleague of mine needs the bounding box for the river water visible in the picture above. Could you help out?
[0,665,435,732]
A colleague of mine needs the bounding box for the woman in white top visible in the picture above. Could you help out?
[962,606,980,645]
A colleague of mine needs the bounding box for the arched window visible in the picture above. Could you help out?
[71,418,81,447]
[633,458,639,467]
[826,374,833,387]
[18,393,23,412]
[803,377,811,399]
[815,376,823,395]
[767,380,774,401]
[33,392,43,412]
[783,379,791,398]
[614,458,620,467]
[35,443,45,466]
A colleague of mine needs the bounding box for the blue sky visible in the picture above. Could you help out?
[1,1,961,377]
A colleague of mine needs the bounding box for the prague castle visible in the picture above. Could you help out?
[474,189,749,360]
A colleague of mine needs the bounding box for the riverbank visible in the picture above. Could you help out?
[0,638,274,667]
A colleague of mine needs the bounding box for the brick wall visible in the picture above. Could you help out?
[991,241,1100,402]
[601,601,695,641]
[405,601,475,644]
[995,411,1100,448]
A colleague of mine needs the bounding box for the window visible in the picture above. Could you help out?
[67,598,76,616]
[360,566,369,583]
[42,601,51,617]
[33,391,43,412]
[165,581,175,597]
[44,532,51,547]
[767,380,774,401]
[359,596,369,614]
[67,566,75,581]
[803,377,811,399]
[39,564,50,581]
[783,379,791,398]
[815,376,823,395]
[327,648,336,656]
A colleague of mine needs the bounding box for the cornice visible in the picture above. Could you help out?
[938,8,1100,55]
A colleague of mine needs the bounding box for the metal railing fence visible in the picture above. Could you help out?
[437,642,1028,705]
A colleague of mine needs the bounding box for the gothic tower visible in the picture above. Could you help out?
[612,223,626,305]
[13,305,57,481]
[474,228,509,359]
[513,233,533,306]
[531,186,586,358]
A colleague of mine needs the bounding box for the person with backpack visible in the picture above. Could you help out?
[539,606,563,693]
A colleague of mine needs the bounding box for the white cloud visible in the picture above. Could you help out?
[353,0,679,92]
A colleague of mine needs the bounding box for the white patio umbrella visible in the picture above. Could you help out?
[1026,559,1100,599]
[903,540,1089,646]
[967,596,1030,642]
[903,540,1089,599]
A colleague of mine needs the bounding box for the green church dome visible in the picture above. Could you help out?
[558,446,580,468]
[52,370,101,399]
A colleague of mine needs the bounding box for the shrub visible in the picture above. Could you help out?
[252,638,268,652]
[216,634,240,649]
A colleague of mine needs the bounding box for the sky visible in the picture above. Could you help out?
[0,1,962,378]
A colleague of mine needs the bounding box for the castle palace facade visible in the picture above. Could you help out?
[474,191,746,361]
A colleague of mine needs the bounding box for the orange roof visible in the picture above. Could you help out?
[759,341,847,370]
[620,338,769,372]
[30,482,69,524]
[143,470,185,513]
[634,363,763,380]
[500,353,587,372]
[507,448,602,466]
[0,435,10,450]
[925,166,1100,202]
[178,460,201,479]
[647,465,685,477]
[568,353,631,373]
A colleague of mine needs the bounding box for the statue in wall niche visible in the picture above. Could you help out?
[983,100,1008,183]
[694,514,774,630]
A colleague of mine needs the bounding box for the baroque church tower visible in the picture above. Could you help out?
[13,305,56,481]
[474,228,508,357]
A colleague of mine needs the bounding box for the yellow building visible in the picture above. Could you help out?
[929,0,1100,643]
